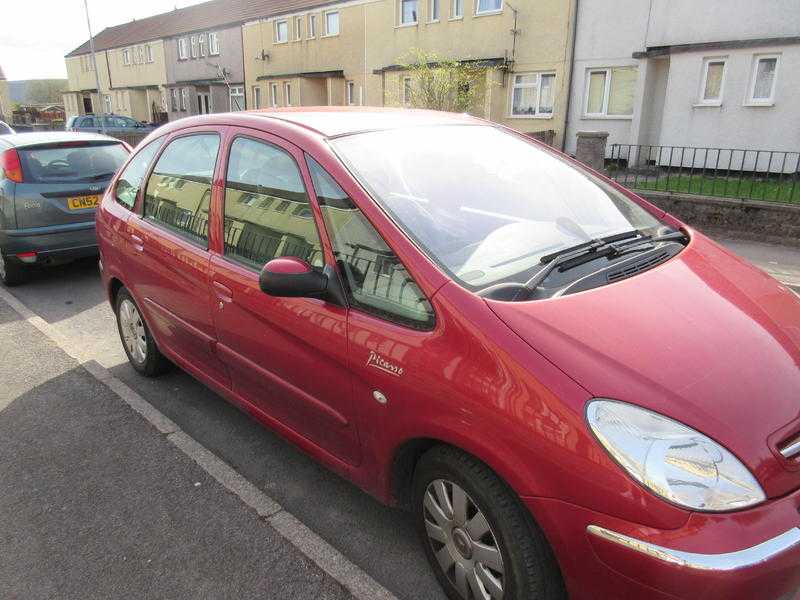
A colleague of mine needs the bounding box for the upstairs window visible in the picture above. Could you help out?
[584,66,637,117]
[144,134,220,248]
[308,14,316,38]
[178,38,188,60]
[748,54,779,105]
[308,156,435,330]
[476,0,502,14]
[698,58,726,105]
[511,72,555,117]
[190,35,198,58]
[324,11,340,36]
[400,0,418,24]
[295,17,302,40]
[209,31,220,55]
[451,0,463,17]
[122,49,131,65]
[145,45,153,63]
[275,20,289,43]
[429,0,440,21]
[198,34,207,57]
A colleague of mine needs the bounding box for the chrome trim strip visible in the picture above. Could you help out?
[780,436,800,459]
[587,525,800,571]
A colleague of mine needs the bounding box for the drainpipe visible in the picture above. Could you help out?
[83,0,106,134]
[561,0,579,152]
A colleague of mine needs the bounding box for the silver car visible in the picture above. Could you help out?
[0,132,129,285]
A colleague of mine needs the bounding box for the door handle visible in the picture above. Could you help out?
[129,233,144,252]
[212,280,233,306]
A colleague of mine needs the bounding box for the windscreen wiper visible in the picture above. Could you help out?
[539,230,640,264]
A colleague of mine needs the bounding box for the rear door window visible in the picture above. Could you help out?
[115,137,165,209]
[223,137,323,270]
[143,133,219,247]
[308,156,434,330]
[17,142,128,184]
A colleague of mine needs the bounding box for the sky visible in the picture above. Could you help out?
[0,0,209,80]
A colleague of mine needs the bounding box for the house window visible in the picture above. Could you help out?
[400,0,418,24]
[429,0,440,21]
[209,32,220,55]
[253,86,262,109]
[275,20,288,43]
[180,88,188,111]
[584,66,637,117]
[198,34,207,57]
[295,17,302,40]
[346,81,356,105]
[511,72,555,117]
[270,83,278,107]
[230,86,245,111]
[324,11,340,36]
[145,45,153,63]
[308,14,316,38]
[476,0,502,14]
[178,38,188,60]
[747,54,779,105]
[402,77,412,105]
[698,58,726,105]
[284,82,293,106]
[171,89,179,111]
[122,49,131,65]
[190,35,198,58]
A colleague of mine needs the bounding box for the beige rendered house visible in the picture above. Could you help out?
[0,65,12,123]
[244,0,577,146]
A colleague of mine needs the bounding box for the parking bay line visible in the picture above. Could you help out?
[0,286,397,600]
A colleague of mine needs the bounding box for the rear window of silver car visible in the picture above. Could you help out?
[17,142,128,184]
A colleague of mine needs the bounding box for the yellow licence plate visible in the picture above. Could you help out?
[67,195,100,210]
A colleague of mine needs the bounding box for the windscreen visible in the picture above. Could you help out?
[331,125,662,289]
[18,142,128,184]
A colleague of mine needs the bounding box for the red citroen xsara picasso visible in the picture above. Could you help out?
[97,108,800,600]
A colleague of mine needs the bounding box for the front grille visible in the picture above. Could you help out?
[607,251,670,284]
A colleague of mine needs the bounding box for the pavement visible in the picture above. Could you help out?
[0,234,798,600]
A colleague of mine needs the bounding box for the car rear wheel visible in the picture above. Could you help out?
[115,287,169,377]
[413,446,565,600]
[0,253,27,286]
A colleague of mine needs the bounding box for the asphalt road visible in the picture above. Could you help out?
[1,236,798,600]
[1,257,444,600]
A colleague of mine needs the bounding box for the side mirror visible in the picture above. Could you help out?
[259,257,328,298]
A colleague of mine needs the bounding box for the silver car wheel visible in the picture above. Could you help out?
[424,479,505,600]
[119,298,147,364]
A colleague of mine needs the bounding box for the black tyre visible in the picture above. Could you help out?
[0,253,27,286]
[413,446,565,600]
[115,287,170,377]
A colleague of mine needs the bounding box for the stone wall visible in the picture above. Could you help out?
[638,190,800,247]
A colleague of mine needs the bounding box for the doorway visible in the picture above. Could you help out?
[82,96,93,114]
[197,92,212,115]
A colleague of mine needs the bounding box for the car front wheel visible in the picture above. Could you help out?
[0,253,27,286]
[115,287,170,377]
[413,446,565,600]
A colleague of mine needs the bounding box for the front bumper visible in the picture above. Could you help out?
[525,488,800,600]
[0,222,98,262]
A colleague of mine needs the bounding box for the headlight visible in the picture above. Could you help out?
[586,399,765,512]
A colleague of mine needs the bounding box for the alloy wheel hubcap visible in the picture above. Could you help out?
[423,479,505,600]
[119,299,147,364]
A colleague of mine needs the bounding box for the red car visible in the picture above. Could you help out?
[96,108,800,600]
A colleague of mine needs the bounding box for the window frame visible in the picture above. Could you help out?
[122,48,131,65]
[141,131,222,249]
[220,135,325,274]
[307,14,316,38]
[508,71,556,119]
[323,11,340,36]
[180,88,188,111]
[274,19,289,43]
[145,44,154,63]
[284,82,293,106]
[429,0,440,22]
[402,76,412,105]
[696,57,727,106]
[346,81,356,106]
[190,35,198,58]
[475,0,502,16]
[229,86,245,111]
[746,53,780,106]
[197,34,207,57]
[114,136,166,210]
[208,31,220,55]
[450,0,463,18]
[178,38,188,60]
[399,0,419,25]
[583,66,637,119]
[252,86,262,109]
[270,82,279,107]
[294,16,303,41]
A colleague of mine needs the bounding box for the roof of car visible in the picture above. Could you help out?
[248,107,485,138]
[0,131,124,149]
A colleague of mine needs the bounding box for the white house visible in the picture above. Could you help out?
[564,0,800,168]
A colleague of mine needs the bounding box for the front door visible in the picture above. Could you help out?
[126,129,229,389]
[208,130,360,465]
[197,93,211,115]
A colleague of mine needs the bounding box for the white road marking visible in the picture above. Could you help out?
[0,285,398,600]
